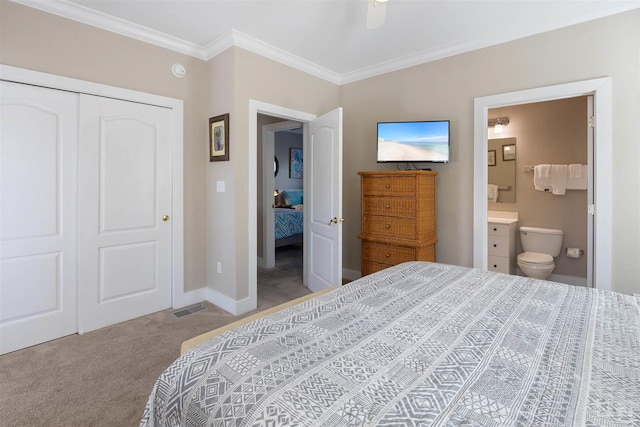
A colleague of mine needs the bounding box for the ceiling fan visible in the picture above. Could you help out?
[366,0,389,30]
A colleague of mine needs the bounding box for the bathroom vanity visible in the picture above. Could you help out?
[487,212,518,274]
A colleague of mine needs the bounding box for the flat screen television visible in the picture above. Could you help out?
[376,120,450,163]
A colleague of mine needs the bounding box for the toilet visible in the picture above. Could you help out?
[517,226,564,280]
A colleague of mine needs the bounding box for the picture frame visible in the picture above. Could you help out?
[502,143,516,161]
[488,150,496,166]
[209,113,229,162]
[289,148,303,179]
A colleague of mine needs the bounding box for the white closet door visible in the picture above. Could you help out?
[0,82,79,354]
[78,95,172,333]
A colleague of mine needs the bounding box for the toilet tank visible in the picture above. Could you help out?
[519,226,564,257]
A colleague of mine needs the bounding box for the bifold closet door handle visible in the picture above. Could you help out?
[163,215,170,222]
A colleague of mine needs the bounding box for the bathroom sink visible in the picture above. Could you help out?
[488,217,518,224]
[487,210,518,224]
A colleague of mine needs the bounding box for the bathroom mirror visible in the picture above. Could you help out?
[488,137,516,203]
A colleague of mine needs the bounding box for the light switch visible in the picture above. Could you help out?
[216,180,225,192]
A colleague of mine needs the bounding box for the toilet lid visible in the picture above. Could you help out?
[518,252,553,264]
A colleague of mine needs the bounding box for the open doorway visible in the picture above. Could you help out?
[246,100,342,315]
[487,97,590,286]
[257,116,307,304]
[473,78,612,291]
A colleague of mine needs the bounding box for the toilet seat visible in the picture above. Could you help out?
[517,251,553,265]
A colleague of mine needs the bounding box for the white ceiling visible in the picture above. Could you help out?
[14,0,639,84]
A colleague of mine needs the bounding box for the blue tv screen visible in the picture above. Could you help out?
[376,120,450,163]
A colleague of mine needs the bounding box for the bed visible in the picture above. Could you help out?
[274,189,304,247]
[275,207,303,247]
[141,261,640,426]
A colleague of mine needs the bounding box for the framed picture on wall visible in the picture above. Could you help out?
[289,148,303,179]
[488,150,496,166]
[209,113,229,162]
[503,144,516,161]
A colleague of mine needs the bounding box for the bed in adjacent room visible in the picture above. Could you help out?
[141,261,640,426]
[274,189,304,247]
[274,207,303,247]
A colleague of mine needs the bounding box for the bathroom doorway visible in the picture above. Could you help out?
[473,78,612,291]
[487,96,590,286]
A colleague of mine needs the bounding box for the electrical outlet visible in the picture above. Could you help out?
[216,262,222,274]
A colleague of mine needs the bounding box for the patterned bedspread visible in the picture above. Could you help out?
[141,262,640,426]
[275,208,303,240]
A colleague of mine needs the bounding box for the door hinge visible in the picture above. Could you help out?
[588,204,595,216]
[588,116,595,128]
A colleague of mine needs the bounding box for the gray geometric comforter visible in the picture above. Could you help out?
[141,262,640,426]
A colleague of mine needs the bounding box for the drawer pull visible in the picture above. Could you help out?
[385,205,391,208]
[385,183,390,188]
[493,227,497,231]
[493,264,497,268]
[385,253,390,258]
[385,224,391,229]
[493,244,497,248]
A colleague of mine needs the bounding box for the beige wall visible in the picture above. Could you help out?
[0,0,209,293]
[489,98,589,281]
[210,47,340,300]
[340,10,639,294]
[2,1,638,296]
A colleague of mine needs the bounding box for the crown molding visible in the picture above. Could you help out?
[11,0,208,59]
[10,0,639,86]
[11,0,341,84]
[203,29,341,85]
[341,1,640,85]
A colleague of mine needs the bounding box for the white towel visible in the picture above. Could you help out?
[567,164,588,190]
[534,164,551,191]
[569,164,583,179]
[487,184,499,202]
[551,164,568,195]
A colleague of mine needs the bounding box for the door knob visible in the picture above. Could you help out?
[162,215,170,222]
[328,217,345,225]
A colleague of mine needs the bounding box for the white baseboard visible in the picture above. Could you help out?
[172,287,206,309]
[205,288,239,315]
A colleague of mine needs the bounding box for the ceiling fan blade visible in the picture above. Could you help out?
[366,0,387,30]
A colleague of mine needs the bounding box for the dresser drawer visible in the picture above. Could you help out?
[488,222,509,237]
[488,255,510,274]
[363,242,416,265]
[362,215,416,240]
[362,175,416,197]
[362,196,416,217]
[488,235,509,256]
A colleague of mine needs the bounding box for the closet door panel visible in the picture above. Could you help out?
[0,81,79,355]
[78,94,172,333]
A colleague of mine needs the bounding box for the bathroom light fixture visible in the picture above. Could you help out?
[488,117,509,133]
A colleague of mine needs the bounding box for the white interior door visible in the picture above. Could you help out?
[0,82,79,354]
[305,108,343,292]
[78,95,172,333]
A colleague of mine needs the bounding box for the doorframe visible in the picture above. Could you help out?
[0,65,186,306]
[260,120,303,269]
[473,77,612,290]
[247,100,316,313]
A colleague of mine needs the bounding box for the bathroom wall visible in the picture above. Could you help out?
[489,96,588,283]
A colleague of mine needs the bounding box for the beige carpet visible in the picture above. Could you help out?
[0,246,309,426]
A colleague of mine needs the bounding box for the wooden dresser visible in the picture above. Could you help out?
[358,170,437,276]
